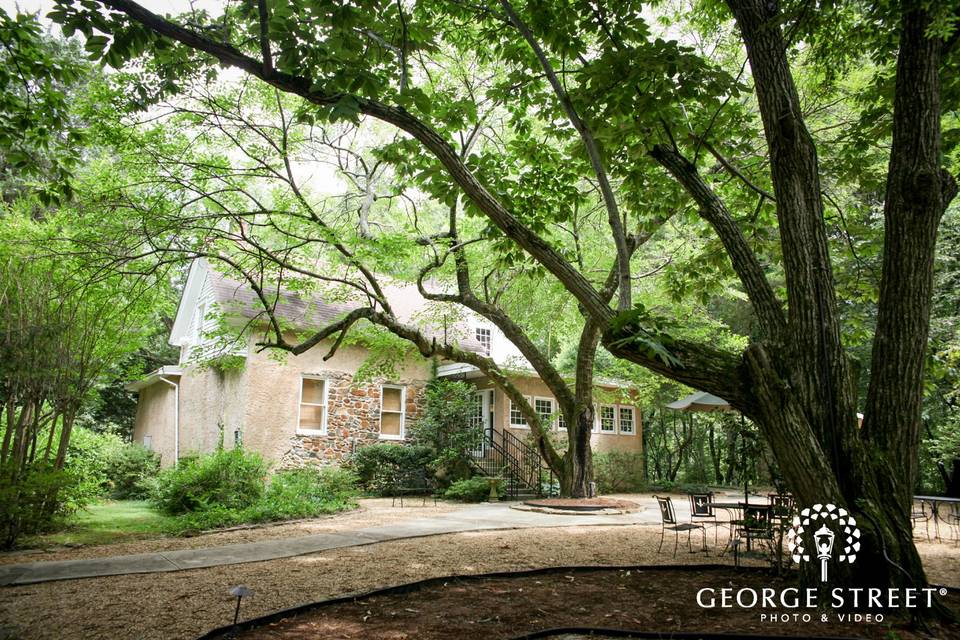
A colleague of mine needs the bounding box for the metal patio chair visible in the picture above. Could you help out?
[911,499,932,541]
[689,492,727,551]
[655,495,707,557]
[767,493,794,570]
[731,503,776,568]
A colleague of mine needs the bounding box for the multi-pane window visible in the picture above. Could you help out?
[298,377,328,434]
[599,405,617,433]
[380,385,405,439]
[475,327,492,355]
[534,397,554,427]
[468,391,485,431]
[618,406,635,435]
[143,435,153,450]
[509,395,532,427]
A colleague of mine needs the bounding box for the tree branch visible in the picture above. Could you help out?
[256,0,272,74]
[98,0,613,324]
[498,0,631,311]
[650,144,785,339]
[693,135,776,202]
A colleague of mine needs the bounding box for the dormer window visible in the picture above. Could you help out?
[475,327,491,355]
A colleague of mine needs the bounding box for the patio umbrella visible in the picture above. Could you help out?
[666,391,751,503]
[665,391,733,412]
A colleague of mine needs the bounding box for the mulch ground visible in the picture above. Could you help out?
[225,567,960,640]
[1,525,957,640]
[523,498,640,511]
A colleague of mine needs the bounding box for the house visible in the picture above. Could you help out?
[128,259,644,474]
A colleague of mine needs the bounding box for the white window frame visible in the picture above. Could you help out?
[557,409,566,431]
[142,435,152,450]
[194,302,206,343]
[592,404,600,433]
[509,395,532,428]
[379,384,406,440]
[475,326,492,355]
[617,405,636,435]
[533,396,555,429]
[296,375,329,435]
[599,404,617,433]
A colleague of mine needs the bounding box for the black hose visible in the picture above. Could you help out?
[509,627,859,640]
[195,564,769,639]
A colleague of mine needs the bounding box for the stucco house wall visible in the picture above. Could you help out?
[178,365,248,458]
[131,380,178,467]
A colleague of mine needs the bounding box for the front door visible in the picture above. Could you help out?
[469,389,495,456]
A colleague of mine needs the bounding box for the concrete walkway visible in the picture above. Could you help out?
[0,501,668,587]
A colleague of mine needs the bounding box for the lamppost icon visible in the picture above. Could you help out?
[813,524,835,582]
[787,503,860,581]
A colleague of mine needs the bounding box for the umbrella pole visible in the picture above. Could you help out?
[741,413,748,503]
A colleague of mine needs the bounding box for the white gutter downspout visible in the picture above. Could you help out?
[158,376,180,466]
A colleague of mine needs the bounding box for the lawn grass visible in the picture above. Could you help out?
[22,500,176,548]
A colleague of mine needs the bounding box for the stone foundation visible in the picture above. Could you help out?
[279,372,427,468]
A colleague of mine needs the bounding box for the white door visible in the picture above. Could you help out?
[469,389,495,456]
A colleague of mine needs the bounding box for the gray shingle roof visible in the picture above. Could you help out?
[207,269,486,354]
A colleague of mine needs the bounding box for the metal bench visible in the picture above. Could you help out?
[390,469,438,507]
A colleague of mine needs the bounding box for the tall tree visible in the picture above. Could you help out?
[51,0,958,598]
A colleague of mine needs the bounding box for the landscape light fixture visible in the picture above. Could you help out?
[229,585,253,625]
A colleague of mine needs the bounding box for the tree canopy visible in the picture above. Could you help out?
[0,0,953,597]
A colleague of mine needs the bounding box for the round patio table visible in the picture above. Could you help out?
[710,499,766,555]
[913,495,960,542]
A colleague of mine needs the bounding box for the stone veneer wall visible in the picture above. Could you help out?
[279,370,428,468]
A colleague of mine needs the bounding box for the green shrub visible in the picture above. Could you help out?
[164,465,360,534]
[260,467,359,519]
[646,480,712,494]
[0,462,87,548]
[593,451,646,494]
[64,427,121,501]
[408,379,481,483]
[151,447,267,515]
[106,444,160,499]
[62,427,161,500]
[166,504,244,533]
[347,443,434,494]
[444,476,500,502]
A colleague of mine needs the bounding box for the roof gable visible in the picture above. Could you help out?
[169,259,208,347]
[168,259,491,356]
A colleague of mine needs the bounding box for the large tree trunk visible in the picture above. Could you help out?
[862,4,957,507]
[560,405,595,497]
[558,318,604,497]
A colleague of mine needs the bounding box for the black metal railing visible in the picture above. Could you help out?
[470,428,555,499]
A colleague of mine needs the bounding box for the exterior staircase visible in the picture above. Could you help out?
[469,428,554,500]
